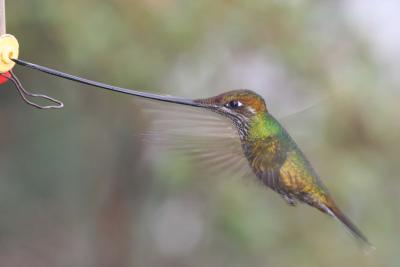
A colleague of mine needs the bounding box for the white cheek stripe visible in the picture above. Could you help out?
[247,106,256,114]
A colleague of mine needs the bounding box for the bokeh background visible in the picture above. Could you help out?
[0,0,399,266]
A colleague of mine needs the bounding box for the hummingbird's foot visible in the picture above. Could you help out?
[282,194,297,206]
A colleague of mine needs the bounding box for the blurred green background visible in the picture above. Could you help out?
[1,0,399,266]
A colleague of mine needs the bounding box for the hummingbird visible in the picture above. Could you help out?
[11,58,372,249]
[140,89,372,249]
[191,89,372,249]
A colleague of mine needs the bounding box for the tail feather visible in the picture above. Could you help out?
[321,200,375,253]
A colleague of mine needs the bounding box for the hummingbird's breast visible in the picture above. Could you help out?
[239,113,326,203]
[239,113,291,172]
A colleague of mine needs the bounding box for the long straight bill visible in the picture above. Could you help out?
[12,58,203,108]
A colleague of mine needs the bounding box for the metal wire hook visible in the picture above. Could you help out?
[1,70,63,109]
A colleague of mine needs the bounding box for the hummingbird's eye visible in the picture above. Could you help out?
[226,100,243,109]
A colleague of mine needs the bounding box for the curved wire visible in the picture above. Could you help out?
[1,70,63,109]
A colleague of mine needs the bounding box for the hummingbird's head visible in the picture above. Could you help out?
[194,90,267,122]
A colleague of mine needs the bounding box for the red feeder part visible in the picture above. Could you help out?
[0,70,10,84]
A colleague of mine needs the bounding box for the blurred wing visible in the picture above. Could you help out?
[138,99,253,179]
[278,96,330,153]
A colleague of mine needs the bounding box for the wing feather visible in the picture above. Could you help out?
[138,100,253,179]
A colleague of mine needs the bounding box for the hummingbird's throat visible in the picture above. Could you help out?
[247,113,282,141]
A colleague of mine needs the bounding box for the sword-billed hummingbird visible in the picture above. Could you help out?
[12,59,372,250]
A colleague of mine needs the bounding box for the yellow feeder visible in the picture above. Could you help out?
[0,34,18,73]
